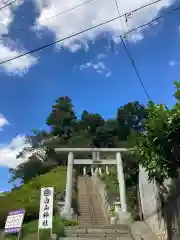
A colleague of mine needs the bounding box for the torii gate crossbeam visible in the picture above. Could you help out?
[55,148,133,217]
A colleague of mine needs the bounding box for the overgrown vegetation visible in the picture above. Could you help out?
[100,166,139,219]
[130,82,180,186]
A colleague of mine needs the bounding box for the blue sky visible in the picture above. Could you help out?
[0,0,179,191]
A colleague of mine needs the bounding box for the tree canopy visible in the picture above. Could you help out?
[10,98,148,184]
[130,82,180,184]
[10,82,180,187]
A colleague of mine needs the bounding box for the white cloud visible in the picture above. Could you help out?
[105,72,112,78]
[0,135,29,168]
[0,114,9,131]
[0,2,38,76]
[97,53,107,60]
[80,60,111,77]
[0,42,38,76]
[33,0,175,52]
[169,60,180,67]
[0,134,48,168]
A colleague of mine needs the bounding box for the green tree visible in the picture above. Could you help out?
[130,82,180,184]
[117,101,148,141]
[10,98,146,185]
[46,96,77,137]
[93,119,117,147]
[9,155,57,184]
[80,111,104,134]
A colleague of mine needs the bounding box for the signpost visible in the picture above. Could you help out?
[38,187,54,239]
[4,209,25,239]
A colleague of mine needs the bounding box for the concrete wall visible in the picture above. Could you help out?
[139,166,167,239]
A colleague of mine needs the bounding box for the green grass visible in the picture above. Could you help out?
[0,166,80,239]
[0,167,68,227]
[4,216,79,240]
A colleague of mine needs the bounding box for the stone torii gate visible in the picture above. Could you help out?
[55,148,132,217]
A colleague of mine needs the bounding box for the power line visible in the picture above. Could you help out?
[0,16,123,65]
[0,0,18,10]
[0,0,12,6]
[17,0,95,32]
[0,1,179,72]
[8,0,164,33]
[0,1,166,65]
[114,0,151,100]
[123,5,180,37]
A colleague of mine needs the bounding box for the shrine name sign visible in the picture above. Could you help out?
[38,187,54,230]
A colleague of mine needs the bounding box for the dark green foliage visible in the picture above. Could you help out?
[10,98,147,185]
[9,155,58,184]
[46,96,77,138]
[130,83,180,183]
[117,101,148,140]
[100,160,139,220]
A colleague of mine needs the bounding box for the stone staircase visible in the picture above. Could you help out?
[62,176,134,239]
[64,225,133,239]
[78,176,107,226]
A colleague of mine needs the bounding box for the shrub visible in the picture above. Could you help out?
[4,216,78,239]
[61,218,79,226]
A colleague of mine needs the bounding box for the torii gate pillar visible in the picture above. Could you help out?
[55,148,131,217]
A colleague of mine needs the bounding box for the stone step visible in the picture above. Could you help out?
[65,229,130,235]
[78,220,106,223]
[77,220,106,223]
[65,225,130,230]
[77,176,107,226]
[65,233,132,238]
[79,212,105,216]
[78,217,105,218]
[65,227,130,234]
[61,238,131,240]
[77,219,106,222]
[62,237,132,240]
[78,218,105,221]
[77,222,106,225]
[79,213,105,216]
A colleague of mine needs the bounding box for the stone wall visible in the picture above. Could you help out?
[138,166,167,239]
[139,166,180,240]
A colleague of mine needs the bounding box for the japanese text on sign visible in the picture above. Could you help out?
[38,187,54,229]
[4,209,25,234]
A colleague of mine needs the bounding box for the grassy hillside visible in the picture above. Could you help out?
[0,167,68,227]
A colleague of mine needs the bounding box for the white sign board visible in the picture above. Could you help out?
[4,209,25,234]
[38,187,54,229]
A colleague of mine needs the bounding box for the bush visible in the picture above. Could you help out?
[0,167,67,228]
[100,168,139,220]
[61,218,79,226]
[4,216,79,239]
[21,217,65,239]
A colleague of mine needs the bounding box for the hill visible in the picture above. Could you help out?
[0,167,68,228]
